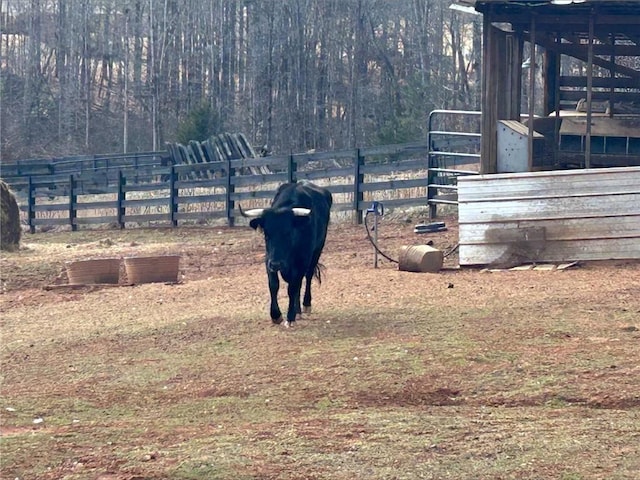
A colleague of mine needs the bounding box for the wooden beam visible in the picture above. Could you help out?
[551,43,640,58]
[492,13,640,27]
[560,76,639,89]
[593,43,637,57]
[538,37,640,80]
[559,91,640,103]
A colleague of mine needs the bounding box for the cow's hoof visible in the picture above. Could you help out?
[303,306,312,314]
[272,316,283,325]
[284,320,295,328]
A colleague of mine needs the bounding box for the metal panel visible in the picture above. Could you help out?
[497,120,544,173]
[458,166,640,265]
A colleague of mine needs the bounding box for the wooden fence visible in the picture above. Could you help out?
[1,151,169,180]
[4,141,479,232]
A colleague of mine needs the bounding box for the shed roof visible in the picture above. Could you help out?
[457,0,640,14]
[455,0,640,44]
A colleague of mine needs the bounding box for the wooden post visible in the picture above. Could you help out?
[527,14,536,171]
[552,32,562,168]
[169,165,178,227]
[543,38,558,117]
[585,12,594,169]
[28,176,35,234]
[226,155,235,227]
[427,161,437,221]
[508,32,523,120]
[481,18,500,174]
[426,113,435,219]
[69,174,78,231]
[608,33,615,118]
[353,149,364,225]
[117,170,126,229]
[288,153,297,183]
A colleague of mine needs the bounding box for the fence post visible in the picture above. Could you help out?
[117,170,126,229]
[226,156,235,227]
[353,149,364,225]
[426,111,437,220]
[427,168,437,221]
[169,165,178,227]
[28,176,35,234]
[69,174,78,231]
[288,154,297,183]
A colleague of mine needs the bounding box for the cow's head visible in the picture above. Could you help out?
[240,205,311,273]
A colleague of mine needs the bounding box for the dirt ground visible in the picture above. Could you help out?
[1,212,637,299]
[1,213,458,288]
[1,214,640,479]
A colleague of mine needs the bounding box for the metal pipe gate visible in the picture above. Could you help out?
[427,110,482,219]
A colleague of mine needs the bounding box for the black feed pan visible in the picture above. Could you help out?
[414,222,447,234]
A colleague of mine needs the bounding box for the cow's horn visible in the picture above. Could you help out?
[292,208,311,217]
[239,204,265,218]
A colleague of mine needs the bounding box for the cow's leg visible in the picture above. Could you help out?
[302,252,321,314]
[286,277,303,325]
[268,269,283,324]
[302,271,313,314]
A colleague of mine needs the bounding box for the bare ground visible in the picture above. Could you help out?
[1,215,639,479]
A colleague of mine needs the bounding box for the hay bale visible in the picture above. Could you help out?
[1,180,21,251]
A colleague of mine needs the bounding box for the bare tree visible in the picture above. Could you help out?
[0,0,483,161]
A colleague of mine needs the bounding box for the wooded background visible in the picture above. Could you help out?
[0,0,482,162]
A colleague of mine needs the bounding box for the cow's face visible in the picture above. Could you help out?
[249,208,311,273]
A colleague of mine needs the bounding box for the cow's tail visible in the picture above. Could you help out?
[314,263,326,284]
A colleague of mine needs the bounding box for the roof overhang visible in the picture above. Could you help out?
[452,1,640,15]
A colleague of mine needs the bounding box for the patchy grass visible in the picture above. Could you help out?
[1,222,639,479]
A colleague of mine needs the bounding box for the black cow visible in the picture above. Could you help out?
[240,182,332,326]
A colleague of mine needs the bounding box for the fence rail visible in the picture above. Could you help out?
[1,151,169,179]
[3,115,482,232]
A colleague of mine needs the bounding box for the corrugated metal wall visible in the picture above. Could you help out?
[457,166,640,266]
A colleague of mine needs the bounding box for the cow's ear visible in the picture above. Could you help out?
[249,218,263,231]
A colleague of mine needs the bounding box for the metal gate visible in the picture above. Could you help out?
[426,110,482,218]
